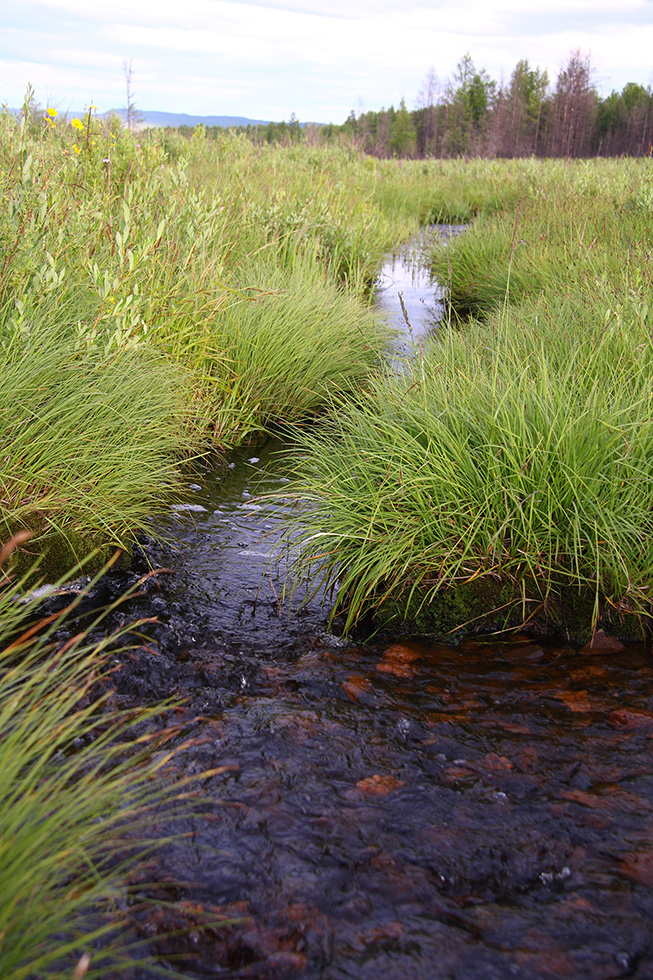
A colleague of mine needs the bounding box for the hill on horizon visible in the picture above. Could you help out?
[8,105,326,129]
[109,109,274,128]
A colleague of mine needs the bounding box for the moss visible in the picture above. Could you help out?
[363,575,649,645]
[8,530,131,582]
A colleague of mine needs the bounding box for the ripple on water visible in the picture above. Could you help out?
[70,231,653,978]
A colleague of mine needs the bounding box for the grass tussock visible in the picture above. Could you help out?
[0,296,187,564]
[284,158,653,636]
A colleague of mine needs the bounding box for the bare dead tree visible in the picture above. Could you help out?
[416,67,440,156]
[550,50,597,156]
[122,59,143,131]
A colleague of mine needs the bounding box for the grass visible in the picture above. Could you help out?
[428,157,653,320]
[371,156,528,225]
[0,294,188,569]
[5,109,653,628]
[0,105,443,570]
[201,253,389,424]
[0,542,200,978]
[281,157,653,638]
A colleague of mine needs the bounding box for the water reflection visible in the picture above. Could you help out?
[376,225,463,360]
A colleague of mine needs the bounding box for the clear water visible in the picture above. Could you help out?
[84,233,653,979]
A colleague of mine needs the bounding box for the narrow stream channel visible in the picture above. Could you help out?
[92,232,653,978]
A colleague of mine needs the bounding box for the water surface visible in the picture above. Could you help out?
[93,232,653,979]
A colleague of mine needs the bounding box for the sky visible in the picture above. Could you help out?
[1,0,653,124]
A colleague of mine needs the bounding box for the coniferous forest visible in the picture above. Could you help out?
[229,51,653,159]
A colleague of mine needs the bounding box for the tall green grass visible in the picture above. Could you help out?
[283,158,653,637]
[0,295,188,567]
[0,544,195,978]
[429,157,653,320]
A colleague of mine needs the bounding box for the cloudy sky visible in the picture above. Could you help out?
[2,0,652,123]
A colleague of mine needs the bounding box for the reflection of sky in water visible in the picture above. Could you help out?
[376,225,463,358]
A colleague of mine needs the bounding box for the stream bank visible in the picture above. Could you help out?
[72,233,653,979]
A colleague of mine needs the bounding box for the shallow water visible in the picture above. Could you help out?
[88,234,653,978]
[120,631,653,980]
[376,224,462,360]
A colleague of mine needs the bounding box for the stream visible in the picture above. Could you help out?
[89,231,653,978]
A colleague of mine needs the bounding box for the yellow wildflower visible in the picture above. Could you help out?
[46,107,57,117]
[71,117,84,131]
[73,144,81,154]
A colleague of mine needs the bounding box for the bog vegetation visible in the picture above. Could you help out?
[2,87,653,974]
[0,92,434,976]
[287,156,653,637]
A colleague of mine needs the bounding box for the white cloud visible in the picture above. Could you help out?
[2,0,652,120]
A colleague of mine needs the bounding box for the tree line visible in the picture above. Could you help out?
[231,51,653,159]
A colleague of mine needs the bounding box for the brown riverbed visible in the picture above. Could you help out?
[63,234,653,978]
[87,435,653,980]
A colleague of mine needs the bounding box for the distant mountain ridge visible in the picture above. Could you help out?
[8,106,322,129]
[108,109,273,128]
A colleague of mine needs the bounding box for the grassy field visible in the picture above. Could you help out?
[284,157,653,639]
[0,105,446,569]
